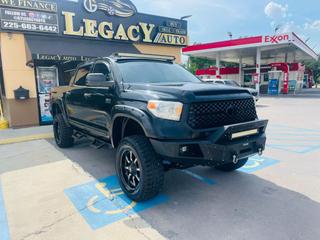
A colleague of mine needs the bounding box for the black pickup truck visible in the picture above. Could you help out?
[50,53,268,202]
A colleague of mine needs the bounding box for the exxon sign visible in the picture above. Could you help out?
[264,34,291,45]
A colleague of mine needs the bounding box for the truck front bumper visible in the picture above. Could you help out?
[150,120,268,167]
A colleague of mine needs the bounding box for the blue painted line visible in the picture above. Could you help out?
[267,124,320,153]
[267,144,320,154]
[267,144,300,153]
[267,133,320,137]
[269,144,317,147]
[298,145,320,154]
[0,179,10,240]
[271,138,320,143]
[269,124,320,133]
[181,169,216,185]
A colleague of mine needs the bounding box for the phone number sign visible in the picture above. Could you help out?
[0,8,58,34]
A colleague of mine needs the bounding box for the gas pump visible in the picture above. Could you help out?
[305,69,313,88]
[303,74,309,88]
[310,75,314,88]
[268,70,282,95]
[268,63,289,94]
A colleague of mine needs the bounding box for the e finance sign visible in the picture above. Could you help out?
[0,0,188,47]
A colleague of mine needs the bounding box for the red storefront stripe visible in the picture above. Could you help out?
[196,67,240,76]
[183,36,263,53]
[220,67,240,75]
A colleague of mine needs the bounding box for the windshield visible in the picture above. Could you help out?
[117,60,201,84]
[225,80,240,87]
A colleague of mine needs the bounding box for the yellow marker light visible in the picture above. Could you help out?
[147,100,183,121]
[147,101,157,110]
[176,104,183,116]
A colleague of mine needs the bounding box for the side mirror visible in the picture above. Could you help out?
[86,73,114,87]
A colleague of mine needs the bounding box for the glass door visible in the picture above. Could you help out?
[36,66,59,124]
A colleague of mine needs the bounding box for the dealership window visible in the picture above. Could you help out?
[32,59,90,125]
[244,74,252,83]
[262,73,269,83]
[0,54,5,96]
[0,66,5,96]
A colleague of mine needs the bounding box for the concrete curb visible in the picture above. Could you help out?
[0,133,54,145]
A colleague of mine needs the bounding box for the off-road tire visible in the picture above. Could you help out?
[215,158,248,172]
[116,135,164,202]
[53,114,74,148]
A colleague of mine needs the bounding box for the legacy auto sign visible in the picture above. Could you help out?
[0,0,188,46]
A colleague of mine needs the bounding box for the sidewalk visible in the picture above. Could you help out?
[0,127,165,240]
[0,125,53,145]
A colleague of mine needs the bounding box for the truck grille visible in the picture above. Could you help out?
[188,98,257,129]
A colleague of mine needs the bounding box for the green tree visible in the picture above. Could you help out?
[188,57,239,74]
[188,57,215,74]
[303,60,320,86]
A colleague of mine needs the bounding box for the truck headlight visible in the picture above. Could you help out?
[147,100,183,121]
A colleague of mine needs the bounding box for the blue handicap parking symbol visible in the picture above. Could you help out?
[65,176,168,230]
[239,156,280,173]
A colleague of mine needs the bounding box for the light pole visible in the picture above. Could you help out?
[274,24,281,34]
[180,15,192,69]
[180,15,192,20]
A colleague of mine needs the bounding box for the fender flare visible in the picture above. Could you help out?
[110,105,156,147]
[51,99,70,126]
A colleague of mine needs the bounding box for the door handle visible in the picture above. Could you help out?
[84,93,92,98]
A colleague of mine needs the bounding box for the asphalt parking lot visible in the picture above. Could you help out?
[1,94,320,240]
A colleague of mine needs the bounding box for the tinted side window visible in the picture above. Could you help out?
[215,81,225,85]
[74,65,92,86]
[93,63,112,81]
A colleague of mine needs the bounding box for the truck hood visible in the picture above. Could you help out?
[122,82,252,103]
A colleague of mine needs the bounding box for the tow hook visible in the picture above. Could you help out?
[232,154,239,164]
[258,148,263,156]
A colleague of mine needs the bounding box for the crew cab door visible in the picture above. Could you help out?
[83,61,115,132]
[65,64,93,124]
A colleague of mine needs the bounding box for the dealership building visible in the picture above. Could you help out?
[0,0,188,127]
[183,32,318,94]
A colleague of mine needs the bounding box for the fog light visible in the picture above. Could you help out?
[179,144,204,158]
[180,146,188,153]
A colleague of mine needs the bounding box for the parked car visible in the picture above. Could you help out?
[50,53,268,202]
[205,79,259,101]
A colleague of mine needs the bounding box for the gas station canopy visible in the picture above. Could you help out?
[183,32,318,94]
[182,32,318,65]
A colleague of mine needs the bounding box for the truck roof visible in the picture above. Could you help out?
[75,53,177,70]
[110,53,176,62]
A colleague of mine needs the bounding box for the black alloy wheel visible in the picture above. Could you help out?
[116,136,164,202]
[120,148,142,193]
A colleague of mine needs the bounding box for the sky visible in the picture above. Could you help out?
[133,0,320,54]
